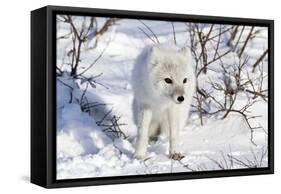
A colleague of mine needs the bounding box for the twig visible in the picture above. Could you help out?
[233,26,245,52]
[177,160,196,172]
[139,20,160,43]
[57,78,73,103]
[76,40,110,77]
[252,49,268,72]
[238,26,255,58]
[138,27,156,43]
[171,22,177,45]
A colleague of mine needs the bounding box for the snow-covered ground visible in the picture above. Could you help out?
[56,16,268,179]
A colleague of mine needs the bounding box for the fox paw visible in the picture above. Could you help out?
[134,151,146,160]
[169,153,185,161]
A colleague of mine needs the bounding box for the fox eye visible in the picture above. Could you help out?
[183,78,187,84]
[164,78,173,84]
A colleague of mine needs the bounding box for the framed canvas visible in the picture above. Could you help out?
[31,5,274,188]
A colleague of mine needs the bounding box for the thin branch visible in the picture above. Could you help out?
[76,40,111,77]
[57,78,73,103]
[138,27,156,43]
[171,22,177,45]
[139,20,160,43]
[252,49,268,72]
[238,26,255,58]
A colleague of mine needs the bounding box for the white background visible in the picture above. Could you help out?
[0,0,278,193]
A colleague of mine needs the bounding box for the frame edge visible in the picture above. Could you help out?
[31,6,48,188]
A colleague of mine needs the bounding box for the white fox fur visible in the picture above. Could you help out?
[132,44,196,159]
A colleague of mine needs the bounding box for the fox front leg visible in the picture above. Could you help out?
[134,107,152,159]
[168,106,184,160]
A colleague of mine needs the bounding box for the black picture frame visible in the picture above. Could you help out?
[31,5,274,188]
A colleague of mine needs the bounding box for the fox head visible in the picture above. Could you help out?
[148,45,195,104]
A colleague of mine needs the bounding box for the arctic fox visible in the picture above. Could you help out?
[132,44,196,160]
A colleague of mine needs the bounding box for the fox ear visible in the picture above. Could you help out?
[150,46,162,67]
[180,47,191,58]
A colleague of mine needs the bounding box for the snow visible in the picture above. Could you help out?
[56,16,268,179]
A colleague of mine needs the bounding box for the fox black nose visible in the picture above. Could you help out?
[177,96,184,102]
